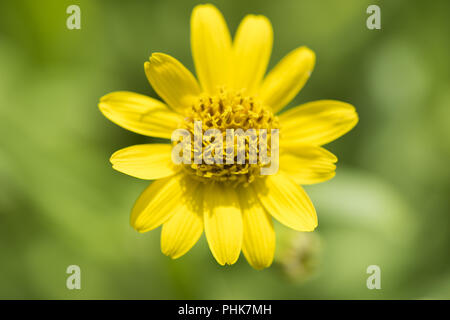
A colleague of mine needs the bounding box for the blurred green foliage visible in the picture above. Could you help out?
[0,0,449,299]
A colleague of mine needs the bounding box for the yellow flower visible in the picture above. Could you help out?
[98,4,358,270]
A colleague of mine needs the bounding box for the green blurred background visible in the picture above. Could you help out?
[0,0,449,299]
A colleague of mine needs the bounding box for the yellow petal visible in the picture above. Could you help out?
[161,182,203,259]
[110,144,177,180]
[253,173,318,231]
[191,4,232,94]
[204,183,243,265]
[280,146,337,185]
[237,185,275,270]
[233,15,273,94]
[279,100,358,146]
[99,91,182,139]
[131,174,185,233]
[259,46,315,113]
[145,53,201,113]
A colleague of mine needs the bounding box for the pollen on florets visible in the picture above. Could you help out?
[175,87,279,186]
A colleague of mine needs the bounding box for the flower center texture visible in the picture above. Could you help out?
[177,88,280,186]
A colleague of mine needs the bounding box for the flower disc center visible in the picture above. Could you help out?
[177,88,279,185]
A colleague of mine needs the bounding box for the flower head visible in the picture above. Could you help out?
[99,4,358,269]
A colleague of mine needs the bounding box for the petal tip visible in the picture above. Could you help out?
[212,252,240,267]
[295,46,316,71]
[132,223,147,233]
[149,52,166,64]
[99,93,113,103]
[131,216,153,233]
[192,3,220,21]
[250,262,272,270]
[109,150,120,164]
[98,101,107,111]
[193,3,219,13]
[161,247,180,259]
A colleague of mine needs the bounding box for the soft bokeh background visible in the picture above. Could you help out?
[1,0,449,299]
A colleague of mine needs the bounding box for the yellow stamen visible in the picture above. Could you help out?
[178,88,279,185]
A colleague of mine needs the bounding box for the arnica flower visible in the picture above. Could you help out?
[98,4,358,269]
